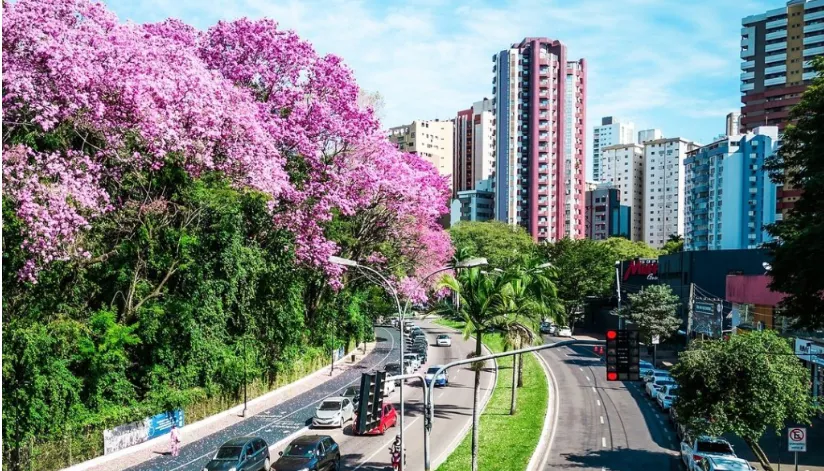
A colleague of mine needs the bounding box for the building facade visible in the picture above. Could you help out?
[725,111,742,136]
[584,185,631,240]
[450,178,495,224]
[453,99,495,194]
[684,127,779,251]
[642,138,699,249]
[601,143,645,241]
[492,37,586,242]
[388,119,455,190]
[592,116,635,182]
[638,128,663,144]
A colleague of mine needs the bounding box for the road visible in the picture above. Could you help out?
[127,320,495,471]
[539,336,680,471]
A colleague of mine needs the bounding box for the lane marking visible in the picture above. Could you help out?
[579,367,584,372]
[592,387,597,393]
[352,417,420,471]
[596,399,601,407]
[602,437,607,448]
[586,376,591,382]
[600,416,604,424]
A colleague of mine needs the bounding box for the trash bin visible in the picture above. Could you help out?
[351,354,356,363]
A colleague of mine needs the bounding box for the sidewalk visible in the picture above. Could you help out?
[68,340,379,471]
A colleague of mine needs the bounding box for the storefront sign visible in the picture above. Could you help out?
[103,409,184,455]
[794,339,824,367]
[623,259,658,281]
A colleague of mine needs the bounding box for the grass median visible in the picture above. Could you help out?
[435,318,548,471]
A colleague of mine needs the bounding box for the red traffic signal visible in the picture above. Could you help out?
[606,330,618,340]
[607,372,618,381]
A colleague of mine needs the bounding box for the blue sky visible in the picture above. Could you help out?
[107,0,776,179]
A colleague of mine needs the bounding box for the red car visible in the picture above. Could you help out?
[354,403,398,435]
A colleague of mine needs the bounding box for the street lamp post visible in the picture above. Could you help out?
[615,261,623,330]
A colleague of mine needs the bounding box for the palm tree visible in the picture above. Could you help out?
[433,267,509,471]
[500,319,536,415]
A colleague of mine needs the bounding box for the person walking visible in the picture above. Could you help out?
[170,423,181,457]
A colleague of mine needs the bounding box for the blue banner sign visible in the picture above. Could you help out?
[103,409,184,454]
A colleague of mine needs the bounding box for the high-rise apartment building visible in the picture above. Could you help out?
[592,116,635,182]
[450,178,495,225]
[741,0,823,217]
[585,184,631,240]
[388,119,455,189]
[454,99,495,194]
[601,143,645,241]
[642,138,699,248]
[492,37,586,242]
[726,111,742,136]
[638,128,663,144]
[684,127,780,251]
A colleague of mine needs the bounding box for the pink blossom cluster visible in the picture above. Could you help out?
[2,0,451,288]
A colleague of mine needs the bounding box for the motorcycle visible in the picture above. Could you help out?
[389,446,406,470]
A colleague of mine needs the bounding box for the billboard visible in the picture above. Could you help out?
[692,298,724,337]
[103,409,184,455]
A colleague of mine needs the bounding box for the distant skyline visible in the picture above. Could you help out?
[107,0,776,179]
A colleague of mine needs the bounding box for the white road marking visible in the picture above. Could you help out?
[596,399,601,407]
[600,416,604,424]
[602,437,607,448]
[579,367,584,372]
[586,375,591,382]
[352,417,421,471]
[592,387,597,393]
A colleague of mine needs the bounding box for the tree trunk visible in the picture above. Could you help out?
[517,353,525,388]
[471,333,482,471]
[509,354,518,415]
[744,436,774,471]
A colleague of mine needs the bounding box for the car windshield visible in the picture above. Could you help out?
[319,401,341,411]
[427,367,441,374]
[343,387,358,396]
[437,335,448,339]
[697,441,734,454]
[386,363,400,372]
[284,442,316,457]
[214,445,242,460]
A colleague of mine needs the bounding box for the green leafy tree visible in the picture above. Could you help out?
[764,57,824,329]
[433,268,509,471]
[448,221,535,267]
[614,284,681,348]
[672,330,816,469]
[599,237,662,260]
[662,235,684,255]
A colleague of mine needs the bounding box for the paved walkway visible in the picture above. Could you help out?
[67,333,386,471]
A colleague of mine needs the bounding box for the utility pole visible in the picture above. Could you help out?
[615,261,623,329]
[686,283,695,348]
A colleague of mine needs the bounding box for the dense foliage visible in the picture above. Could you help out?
[1,0,451,467]
[448,221,536,267]
[614,285,681,344]
[764,57,824,329]
[672,330,816,460]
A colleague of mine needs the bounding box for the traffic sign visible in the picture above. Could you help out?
[651,335,660,345]
[788,427,806,452]
[605,329,640,381]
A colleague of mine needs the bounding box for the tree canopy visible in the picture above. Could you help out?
[615,285,681,343]
[448,221,536,268]
[764,57,824,329]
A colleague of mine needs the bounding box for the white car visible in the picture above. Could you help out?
[643,369,672,383]
[695,455,756,471]
[656,384,679,410]
[424,365,449,387]
[556,326,572,337]
[638,360,655,377]
[404,353,421,370]
[436,334,452,347]
[681,435,737,471]
[312,397,354,428]
[646,377,676,398]
[383,377,396,396]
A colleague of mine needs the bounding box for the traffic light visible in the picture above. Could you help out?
[605,329,640,381]
[356,371,386,433]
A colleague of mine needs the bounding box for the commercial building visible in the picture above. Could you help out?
[450,178,495,224]
[388,119,455,190]
[684,126,780,251]
[642,138,699,249]
[453,99,495,194]
[741,0,824,215]
[492,37,586,242]
[601,143,645,241]
[584,184,631,240]
[725,111,741,136]
[638,128,663,144]
[592,116,635,182]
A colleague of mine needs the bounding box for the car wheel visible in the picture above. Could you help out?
[263,457,271,471]
[380,423,386,435]
[335,456,341,471]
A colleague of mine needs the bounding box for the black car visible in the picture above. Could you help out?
[341,385,361,406]
[274,435,340,471]
[385,362,402,385]
[409,345,428,362]
[204,437,270,471]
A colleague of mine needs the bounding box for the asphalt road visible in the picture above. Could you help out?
[126,320,495,471]
[539,337,681,471]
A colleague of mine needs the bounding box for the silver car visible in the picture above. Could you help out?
[312,397,354,428]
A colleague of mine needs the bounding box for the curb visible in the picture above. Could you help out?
[526,348,558,471]
[62,340,376,471]
[431,321,499,470]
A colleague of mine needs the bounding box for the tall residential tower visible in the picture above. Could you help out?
[492,37,586,242]
[453,98,495,194]
[592,116,635,182]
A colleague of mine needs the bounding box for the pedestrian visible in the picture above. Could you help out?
[170,423,181,457]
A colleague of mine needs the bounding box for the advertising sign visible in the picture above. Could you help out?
[104,409,184,455]
[794,339,824,367]
[622,259,659,282]
[692,299,723,337]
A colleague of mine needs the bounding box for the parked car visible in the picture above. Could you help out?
[642,369,672,383]
[382,377,396,396]
[556,326,572,337]
[695,455,756,471]
[402,359,414,375]
[436,334,452,346]
[312,397,354,428]
[385,363,402,385]
[204,437,270,471]
[638,360,655,377]
[404,353,421,370]
[680,435,737,471]
[539,322,554,334]
[425,365,449,387]
[341,385,360,407]
[274,435,340,471]
[656,384,679,410]
[410,346,428,364]
[646,377,677,398]
[353,402,398,435]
